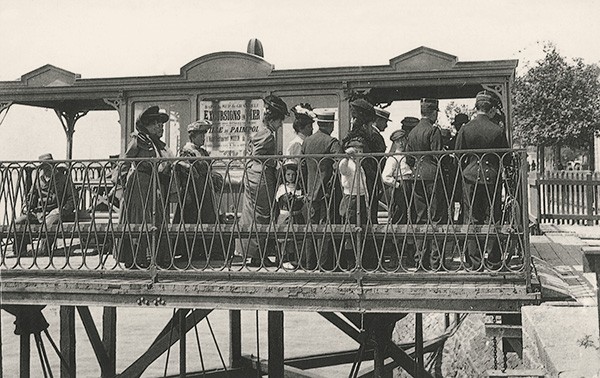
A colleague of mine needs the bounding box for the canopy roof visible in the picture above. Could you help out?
[0,46,518,113]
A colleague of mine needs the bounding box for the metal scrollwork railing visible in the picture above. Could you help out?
[0,149,529,277]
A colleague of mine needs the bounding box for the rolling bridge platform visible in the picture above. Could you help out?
[0,44,552,377]
[0,152,543,378]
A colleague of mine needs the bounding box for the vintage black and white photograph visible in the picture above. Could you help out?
[1,1,600,377]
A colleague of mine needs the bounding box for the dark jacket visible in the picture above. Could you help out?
[28,169,75,214]
[301,130,342,201]
[174,142,218,224]
[455,114,509,184]
[369,126,387,154]
[405,118,442,181]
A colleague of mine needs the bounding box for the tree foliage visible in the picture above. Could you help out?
[444,101,476,124]
[513,44,600,149]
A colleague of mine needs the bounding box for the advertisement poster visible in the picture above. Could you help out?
[200,99,263,159]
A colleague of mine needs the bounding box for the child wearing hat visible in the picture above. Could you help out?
[275,161,305,269]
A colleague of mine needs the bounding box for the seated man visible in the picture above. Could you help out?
[12,153,76,256]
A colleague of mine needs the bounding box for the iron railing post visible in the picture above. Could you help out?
[520,151,532,290]
[150,160,158,282]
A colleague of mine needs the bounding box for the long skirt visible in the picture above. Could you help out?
[238,162,277,259]
[116,171,170,268]
[172,171,220,261]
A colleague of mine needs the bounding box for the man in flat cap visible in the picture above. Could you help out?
[455,90,509,271]
[301,110,343,270]
[405,98,444,270]
[12,153,76,256]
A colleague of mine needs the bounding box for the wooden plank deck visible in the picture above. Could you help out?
[530,232,596,305]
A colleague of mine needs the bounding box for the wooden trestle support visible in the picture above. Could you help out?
[0,305,459,378]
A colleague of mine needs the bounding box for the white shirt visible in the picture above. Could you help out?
[381,152,413,188]
[339,157,368,196]
[285,133,305,156]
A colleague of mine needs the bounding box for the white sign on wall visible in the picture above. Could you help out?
[200,99,264,158]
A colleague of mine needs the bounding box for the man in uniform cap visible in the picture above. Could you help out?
[455,90,509,271]
[301,109,343,270]
[12,153,76,256]
[400,117,419,134]
[405,98,444,270]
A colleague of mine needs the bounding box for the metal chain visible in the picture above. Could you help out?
[492,336,498,370]
[491,313,500,370]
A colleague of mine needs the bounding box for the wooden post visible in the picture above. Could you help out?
[229,310,242,368]
[267,311,284,378]
[60,306,76,378]
[415,313,424,378]
[538,145,545,174]
[54,109,88,160]
[373,324,392,378]
[586,173,594,226]
[583,247,600,339]
[20,334,30,378]
[0,311,3,376]
[179,309,187,378]
[102,307,116,378]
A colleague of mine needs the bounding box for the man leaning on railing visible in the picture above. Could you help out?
[12,153,76,257]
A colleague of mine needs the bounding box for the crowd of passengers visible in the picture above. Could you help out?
[11,91,513,272]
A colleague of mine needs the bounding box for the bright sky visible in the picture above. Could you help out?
[1,0,599,159]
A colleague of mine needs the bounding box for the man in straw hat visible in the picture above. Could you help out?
[406,98,444,270]
[12,153,76,257]
[301,109,342,270]
[455,90,509,271]
[366,106,393,224]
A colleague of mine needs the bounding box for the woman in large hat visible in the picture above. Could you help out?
[115,105,175,268]
[239,95,289,267]
[287,103,315,159]
[343,98,381,226]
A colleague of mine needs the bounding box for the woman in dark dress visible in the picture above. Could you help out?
[116,106,175,268]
